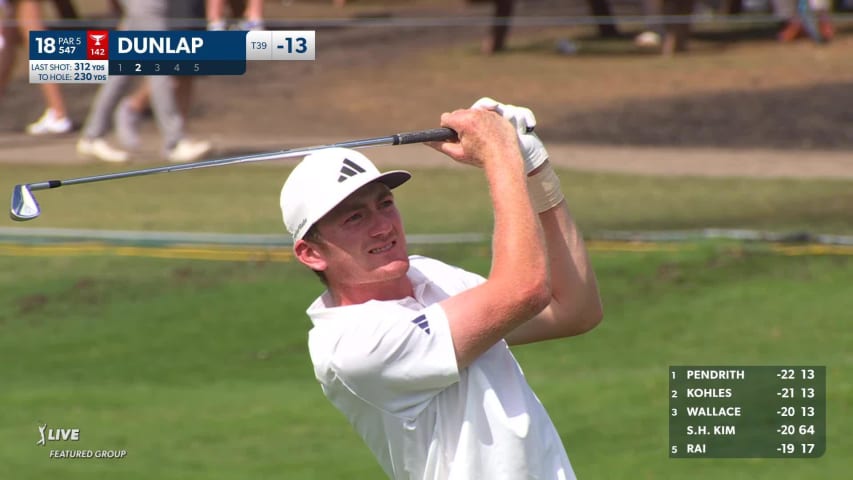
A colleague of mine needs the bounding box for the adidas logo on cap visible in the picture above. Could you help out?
[338,158,366,182]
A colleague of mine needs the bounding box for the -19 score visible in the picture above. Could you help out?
[777,443,816,454]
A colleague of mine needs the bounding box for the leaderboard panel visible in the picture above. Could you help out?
[29,30,315,84]
[669,365,826,458]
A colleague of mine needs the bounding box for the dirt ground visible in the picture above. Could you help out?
[1,0,852,176]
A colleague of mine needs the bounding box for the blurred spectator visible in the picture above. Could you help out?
[479,0,621,55]
[114,0,206,151]
[774,0,834,42]
[206,0,263,31]
[482,0,513,54]
[106,0,122,17]
[0,0,73,135]
[78,0,211,163]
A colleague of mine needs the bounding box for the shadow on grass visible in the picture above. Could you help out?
[539,81,853,150]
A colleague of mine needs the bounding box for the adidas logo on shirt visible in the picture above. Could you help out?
[338,158,366,182]
[411,314,430,334]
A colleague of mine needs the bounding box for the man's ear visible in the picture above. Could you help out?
[294,239,327,272]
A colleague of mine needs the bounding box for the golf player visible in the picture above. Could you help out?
[280,98,603,479]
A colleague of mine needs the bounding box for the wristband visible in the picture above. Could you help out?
[526,162,564,213]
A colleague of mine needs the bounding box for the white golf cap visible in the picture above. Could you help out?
[280,148,411,241]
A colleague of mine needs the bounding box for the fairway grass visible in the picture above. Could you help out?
[0,242,850,479]
[2,164,852,235]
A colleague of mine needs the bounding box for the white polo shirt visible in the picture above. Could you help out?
[307,255,576,480]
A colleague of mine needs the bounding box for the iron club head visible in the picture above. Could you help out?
[10,184,41,221]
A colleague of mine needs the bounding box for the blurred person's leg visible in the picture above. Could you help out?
[661,0,696,55]
[107,0,122,17]
[810,0,834,40]
[775,0,833,41]
[238,0,264,30]
[17,0,72,134]
[206,0,226,30]
[116,76,196,151]
[81,0,189,162]
[164,0,201,120]
[78,74,133,162]
[482,0,513,55]
[148,76,209,162]
[126,0,208,161]
[50,0,78,19]
[166,0,203,149]
[0,10,19,100]
[117,0,204,152]
[114,81,148,150]
[94,0,171,127]
[586,0,620,37]
[773,0,803,41]
[147,75,182,151]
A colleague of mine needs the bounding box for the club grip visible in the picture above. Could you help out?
[393,127,457,145]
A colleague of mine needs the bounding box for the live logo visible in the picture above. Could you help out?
[87,30,109,60]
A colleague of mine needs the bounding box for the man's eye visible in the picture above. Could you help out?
[345,213,362,224]
[380,199,394,208]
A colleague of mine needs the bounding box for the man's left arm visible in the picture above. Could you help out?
[467,98,602,345]
[505,188,603,345]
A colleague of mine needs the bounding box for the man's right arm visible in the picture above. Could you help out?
[431,108,551,369]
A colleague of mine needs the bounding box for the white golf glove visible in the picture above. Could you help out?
[470,97,549,174]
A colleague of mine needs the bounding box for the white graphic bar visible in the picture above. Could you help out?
[29,60,108,83]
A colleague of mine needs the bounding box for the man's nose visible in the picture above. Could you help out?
[369,212,393,237]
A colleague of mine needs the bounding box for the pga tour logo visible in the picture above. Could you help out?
[37,424,80,446]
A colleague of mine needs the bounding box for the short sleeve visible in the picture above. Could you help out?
[320,302,459,418]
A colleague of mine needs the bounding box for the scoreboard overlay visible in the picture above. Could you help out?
[29,30,315,84]
[669,365,826,458]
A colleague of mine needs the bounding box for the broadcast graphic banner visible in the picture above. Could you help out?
[29,30,316,84]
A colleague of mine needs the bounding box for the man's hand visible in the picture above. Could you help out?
[470,97,549,174]
[429,108,521,170]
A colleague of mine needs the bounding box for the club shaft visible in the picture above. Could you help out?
[25,128,456,192]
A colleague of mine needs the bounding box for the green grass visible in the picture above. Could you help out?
[2,164,852,234]
[1,164,851,477]
[0,242,850,479]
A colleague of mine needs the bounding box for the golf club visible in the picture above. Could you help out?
[10,127,457,221]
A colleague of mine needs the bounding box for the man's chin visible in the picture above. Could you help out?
[375,256,410,278]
